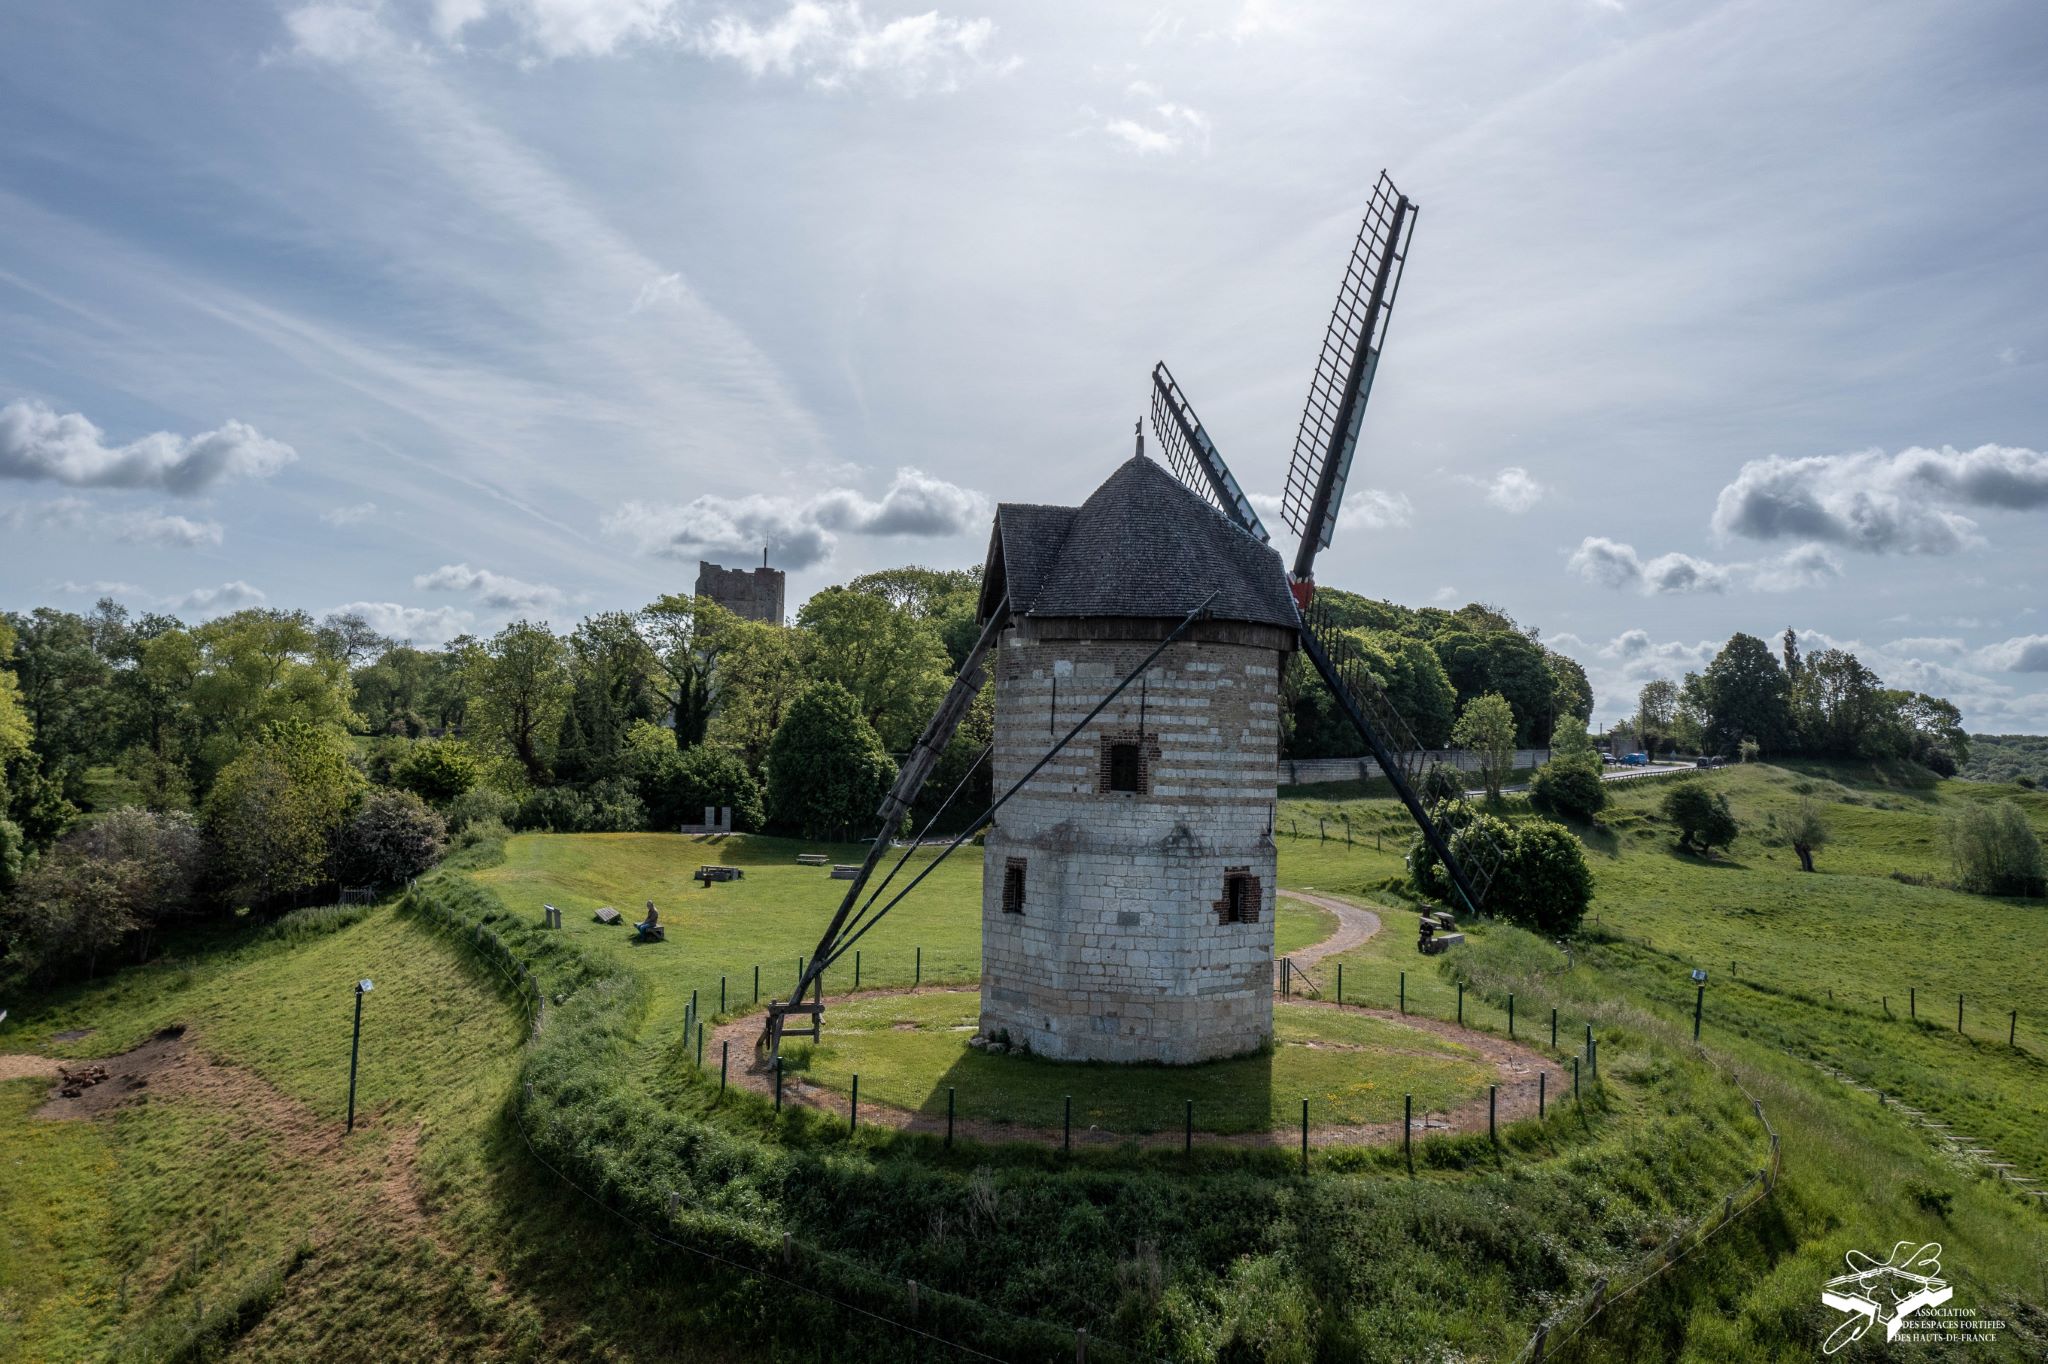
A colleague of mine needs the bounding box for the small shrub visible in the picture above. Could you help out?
[2018,775,2038,790]
[1530,758,1606,822]
[391,741,478,805]
[443,785,516,835]
[1906,1181,1954,1218]
[1661,782,1738,856]
[1785,799,1829,872]
[1420,763,1465,807]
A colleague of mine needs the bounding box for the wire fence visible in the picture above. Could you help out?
[401,884,1782,1363]
[1508,1054,1781,1364]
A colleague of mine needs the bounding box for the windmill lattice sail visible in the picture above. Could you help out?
[1150,362,1269,543]
[1282,172,1416,571]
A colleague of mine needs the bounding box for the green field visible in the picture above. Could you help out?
[3,760,2044,1361]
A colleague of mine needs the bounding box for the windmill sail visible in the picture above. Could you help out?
[1149,363,1269,543]
[1282,172,1416,581]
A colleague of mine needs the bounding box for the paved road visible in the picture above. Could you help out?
[1278,891,1382,970]
[1475,762,1692,798]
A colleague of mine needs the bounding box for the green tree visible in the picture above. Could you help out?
[1791,648,1887,757]
[638,594,721,746]
[178,610,358,785]
[1785,798,1829,873]
[204,719,365,906]
[625,722,765,831]
[1545,649,1595,729]
[845,565,985,668]
[466,620,570,785]
[706,615,807,771]
[1945,800,2045,897]
[763,682,898,839]
[1433,628,1556,746]
[1351,629,1457,749]
[1409,810,1592,935]
[391,741,478,805]
[1451,693,1517,800]
[333,789,447,885]
[1662,782,1738,856]
[1531,719,1606,822]
[1634,679,1678,756]
[797,587,951,752]
[555,612,657,783]
[1698,633,1792,757]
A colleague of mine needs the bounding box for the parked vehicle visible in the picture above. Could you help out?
[1623,752,1650,766]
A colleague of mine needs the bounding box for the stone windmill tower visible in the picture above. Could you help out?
[969,453,1299,1063]
[764,170,1502,1066]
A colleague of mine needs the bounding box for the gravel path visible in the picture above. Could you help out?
[1278,891,1381,970]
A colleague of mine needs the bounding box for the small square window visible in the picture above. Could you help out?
[1002,859,1027,914]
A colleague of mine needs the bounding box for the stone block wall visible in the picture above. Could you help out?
[694,560,786,624]
[979,618,1289,1064]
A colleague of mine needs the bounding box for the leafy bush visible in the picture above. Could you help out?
[1945,799,2046,897]
[1420,764,1464,806]
[1530,757,1605,822]
[763,682,897,839]
[513,778,647,834]
[332,789,447,886]
[391,741,478,805]
[1661,782,1738,856]
[1410,808,1593,935]
[0,808,204,979]
[204,720,364,906]
[443,785,516,835]
[625,723,764,831]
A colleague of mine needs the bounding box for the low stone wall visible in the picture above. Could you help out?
[1279,750,1552,787]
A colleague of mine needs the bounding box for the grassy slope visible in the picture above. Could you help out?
[0,905,540,1362]
[4,760,2043,1360]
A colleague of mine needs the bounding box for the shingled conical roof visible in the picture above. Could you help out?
[980,454,1297,629]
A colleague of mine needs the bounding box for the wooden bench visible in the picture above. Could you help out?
[830,864,860,880]
[1420,931,1466,955]
[695,865,744,885]
[795,853,830,866]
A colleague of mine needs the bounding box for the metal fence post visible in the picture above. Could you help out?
[1489,1085,1497,1143]
[916,945,922,987]
[1337,963,1343,1005]
[1300,1098,1309,1173]
[946,1086,955,1148]
[1185,1100,1193,1156]
[1063,1095,1072,1154]
[720,1042,728,1097]
[1539,1071,1546,1119]
[1399,971,1405,1014]
[1508,993,1515,1039]
[1551,1007,1557,1048]
[851,1074,859,1132]
[1457,981,1463,1024]
[774,1058,783,1112]
[754,963,760,1003]
[1403,1093,1413,1171]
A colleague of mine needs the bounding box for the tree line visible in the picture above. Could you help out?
[1619,629,1969,772]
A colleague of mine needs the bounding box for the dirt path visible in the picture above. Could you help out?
[710,988,1571,1151]
[1279,891,1381,970]
[0,1053,63,1083]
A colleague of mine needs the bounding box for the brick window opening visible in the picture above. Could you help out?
[1215,867,1261,925]
[1002,858,1027,914]
[1099,731,1158,795]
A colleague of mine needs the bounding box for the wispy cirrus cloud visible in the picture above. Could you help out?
[319,500,380,526]
[605,466,986,569]
[327,599,475,645]
[0,399,294,494]
[1711,444,2048,555]
[1098,82,1211,155]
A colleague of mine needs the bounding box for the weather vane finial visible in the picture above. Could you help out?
[1134,417,1145,459]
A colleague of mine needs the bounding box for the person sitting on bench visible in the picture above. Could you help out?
[635,900,664,941]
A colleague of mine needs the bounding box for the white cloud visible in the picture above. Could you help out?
[1464,466,1544,513]
[174,581,268,614]
[1568,536,1838,595]
[1431,585,1459,604]
[1099,95,1210,156]
[605,466,986,569]
[329,599,475,645]
[320,500,380,526]
[0,399,295,494]
[413,562,565,611]
[53,580,144,597]
[1976,634,2048,674]
[1,497,225,548]
[694,2,1011,94]
[1710,444,2048,555]
[1885,636,1966,658]
[1341,488,1412,530]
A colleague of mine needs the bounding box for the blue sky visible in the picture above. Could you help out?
[2,0,2044,730]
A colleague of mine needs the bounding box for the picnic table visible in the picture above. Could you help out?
[695,865,744,885]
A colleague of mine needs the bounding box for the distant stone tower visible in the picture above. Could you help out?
[973,455,1297,1064]
[695,553,785,624]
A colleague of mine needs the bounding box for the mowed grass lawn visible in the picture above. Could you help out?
[473,831,1333,1036]
[778,991,1493,1133]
